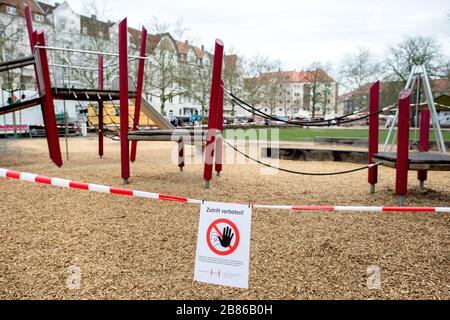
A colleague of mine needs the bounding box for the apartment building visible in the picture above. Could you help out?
[245,69,339,118]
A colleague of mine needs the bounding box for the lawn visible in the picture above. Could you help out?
[224,127,450,142]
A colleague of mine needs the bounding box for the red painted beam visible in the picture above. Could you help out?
[396,90,412,202]
[215,80,225,175]
[98,56,104,159]
[368,81,380,192]
[418,109,431,185]
[203,40,224,187]
[35,31,63,168]
[25,7,52,162]
[131,27,148,163]
[119,19,130,182]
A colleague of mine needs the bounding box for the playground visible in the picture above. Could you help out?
[0,136,449,299]
[0,6,449,300]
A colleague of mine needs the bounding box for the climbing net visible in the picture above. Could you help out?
[73,92,135,141]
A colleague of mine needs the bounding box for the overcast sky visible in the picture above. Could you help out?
[59,0,449,71]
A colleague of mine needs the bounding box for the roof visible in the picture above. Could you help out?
[338,78,450,101]
[1,0,46,16]
[258,69,335,84]
[224,55,238,69]
[36,1,54,15]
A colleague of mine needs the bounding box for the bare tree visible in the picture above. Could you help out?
[65,0,116,89]
[303,62,333,118]
[242,54,280,117]
[338,49,382,110]
[223,49,244,117]
[180,56,212,117]
[386,36,444,82]
[0,13,23,93]
[339,49,382,89]
[145,35,183,116]
[262,77,283,116]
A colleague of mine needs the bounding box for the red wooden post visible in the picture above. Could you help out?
[203,40,224,188]
[215,80,225,176]
[130,27,147,163]
[35,31,63,167]
[368,81,380,194]
[98,55,104,159]
[418,109,430,190]
[396,90,412,206]
[119,19,130,183]
[25,7,51,162]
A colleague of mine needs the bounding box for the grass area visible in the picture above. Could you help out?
[224,128,450,142]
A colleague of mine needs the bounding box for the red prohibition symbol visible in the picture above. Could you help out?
[207,219,240,256]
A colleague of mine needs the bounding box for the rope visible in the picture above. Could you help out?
[2,167,449,213]
[224,89,396,127]
[223,140,382,176]
[73,93,121,141]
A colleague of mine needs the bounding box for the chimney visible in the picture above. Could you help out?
[91,14,96,20]
[185,40,188,46]
[201,45,204,51]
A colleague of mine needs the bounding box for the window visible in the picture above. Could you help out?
[6,6,17,15]
[82,27,88,35]
[35,14,44,23]
[99,31,104,38]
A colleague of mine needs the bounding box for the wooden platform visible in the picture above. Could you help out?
[52,88,137,101]
[128,129,205,142]
[374,152,450,171]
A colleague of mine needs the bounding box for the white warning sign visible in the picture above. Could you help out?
[194,201,252,289]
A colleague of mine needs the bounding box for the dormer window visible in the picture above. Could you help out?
[35,14,44,23]
[6,6,17,15]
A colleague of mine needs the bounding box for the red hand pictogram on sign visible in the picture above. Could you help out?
[206,219,240,256]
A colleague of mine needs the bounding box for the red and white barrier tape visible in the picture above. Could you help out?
[1,168,449,213]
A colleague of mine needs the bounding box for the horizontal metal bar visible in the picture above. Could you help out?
[0,60,35,73]
[49,63,98,72]
[0,55,35,68]
[34,45,147,60]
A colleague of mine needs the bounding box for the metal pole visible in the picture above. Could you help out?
[130,27,148,163]
[2,89,7,136]
[368,81,380,194]
[396,90,411,206]
[98,55,104,159]
[420,66,446,153]
[34,45,147,60]
[63,99,69,161]
[384,67,416,152]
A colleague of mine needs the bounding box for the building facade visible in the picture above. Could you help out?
[1,0,339,123]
